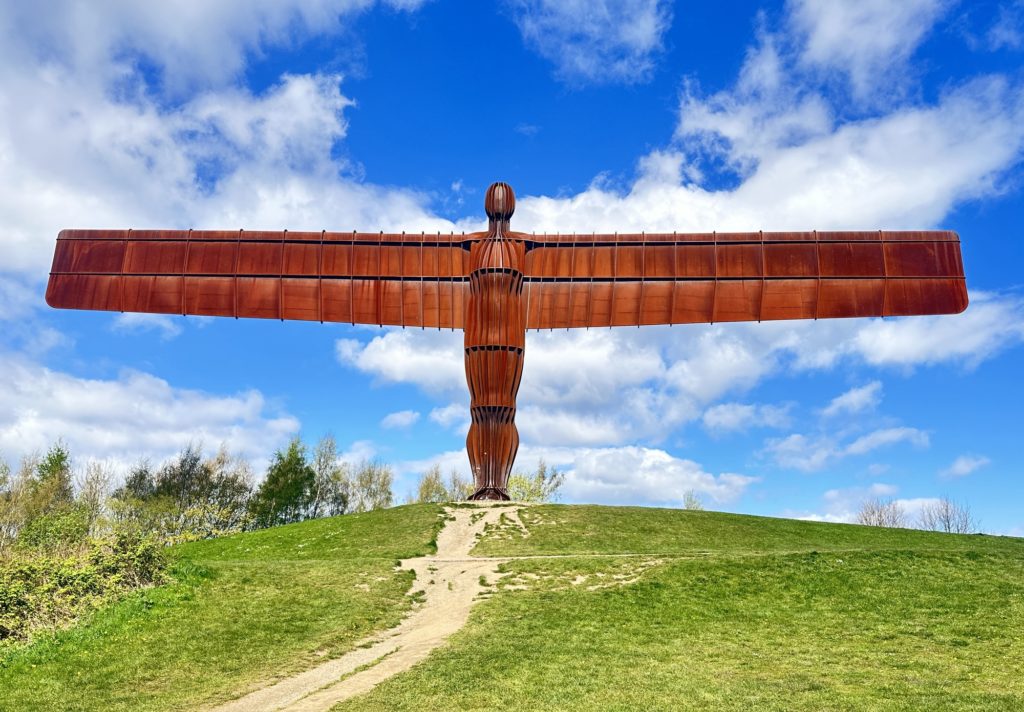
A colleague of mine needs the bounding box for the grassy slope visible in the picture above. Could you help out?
[0,504,443,712]
[340,505,1024,711]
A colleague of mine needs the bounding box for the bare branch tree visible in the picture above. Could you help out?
[77,460,114,535]
[918,497,978,534]
[856,497,907,528]
[682,490,704,511]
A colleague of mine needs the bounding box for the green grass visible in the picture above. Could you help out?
[472,505,1024,557]
[337,504,1024,711]
[0,504,443,712]
[3,503,1023,711]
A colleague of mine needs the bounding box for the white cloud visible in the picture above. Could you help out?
[791,481,900,522]
[988,2,1024,51]
[822,381,882,417]
[845,427,929,455]
[848,293,1024,368]
[765,426,928,472]
[0,1,426,95]
[337,290,1023,455]
[702,402,792,434]
[396,443,757,506]
[788,0,950,99]
[429,403,470,432]
[508,0,672,85]
[941,454,991,479]
[112,313,184,341]
[380,409,420,429]
[336,330,465,396]
[0,11,457,280]
[0,355,298,473]
[338,439,377,464]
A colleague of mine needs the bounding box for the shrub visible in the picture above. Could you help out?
[0,529,165,645]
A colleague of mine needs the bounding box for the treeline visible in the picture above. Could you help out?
[0,435,564,646]
[0,436,393,646]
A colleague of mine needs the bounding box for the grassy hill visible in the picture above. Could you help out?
[2,504,1023,710]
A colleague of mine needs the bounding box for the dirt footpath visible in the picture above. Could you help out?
[210,504,516,712]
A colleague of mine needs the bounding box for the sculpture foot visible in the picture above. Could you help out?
[467,487,511,501]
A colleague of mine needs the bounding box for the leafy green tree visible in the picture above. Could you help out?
[415,465,449,503]
[35,442,73,507]
[111,446,253,541]
[250,438,316,527]
[117,460,156,501]
[507,459,564,503]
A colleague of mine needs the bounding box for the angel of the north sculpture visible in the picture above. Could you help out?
[46,182,968,500]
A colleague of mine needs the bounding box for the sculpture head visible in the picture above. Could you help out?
[484,182,515,221]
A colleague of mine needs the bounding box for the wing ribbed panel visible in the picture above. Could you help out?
[522,231,967,329]
[45,229,472,328]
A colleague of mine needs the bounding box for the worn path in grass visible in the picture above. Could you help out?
[211,504,518,712]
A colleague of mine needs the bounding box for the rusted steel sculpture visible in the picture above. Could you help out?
[46,182,968,499]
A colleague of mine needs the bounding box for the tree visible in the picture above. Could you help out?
[682,490,704,511]
[309,435,350,518]
[118,459,156,500]
[507,460,564,503]
[1,455,43,548]
[250,438,316,527]
[349,460,393,513]
[35,441,74,508]
[919,497,977,534]
[111,445,254,541]
[77,461,113,535]
[415,465,449,503]
[201,446,255,532]
[856,497,907,528]
[446,469,474,501]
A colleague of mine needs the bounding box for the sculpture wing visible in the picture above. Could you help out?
[46,229,475,328]
[520,231,968,329]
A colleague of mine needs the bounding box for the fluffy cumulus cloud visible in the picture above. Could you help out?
[0,3,454,280]
[395,443,757,506]
[0,2,446,482]
[0,355,298,473]
[787,0,951,99]
[508,0,673,85]
[341,293,1024,449]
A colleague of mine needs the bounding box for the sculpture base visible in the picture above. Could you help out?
[467,487,511,501]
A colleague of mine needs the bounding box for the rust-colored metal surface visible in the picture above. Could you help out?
[46,182,968,500]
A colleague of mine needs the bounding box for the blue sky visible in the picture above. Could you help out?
[1,0,1022,532]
